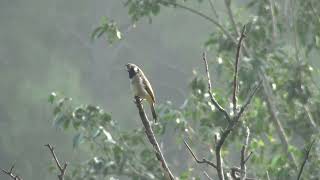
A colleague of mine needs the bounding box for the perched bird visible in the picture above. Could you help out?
[125,63,157,122]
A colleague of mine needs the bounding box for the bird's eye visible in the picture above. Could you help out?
[134,67,138,72]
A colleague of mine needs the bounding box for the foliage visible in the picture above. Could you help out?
[49,0,320,179]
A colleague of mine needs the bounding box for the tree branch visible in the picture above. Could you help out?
[202,30,260,180]
[296,139,316,180]
[244,151,253,164]
[240,127,250,180]
[134,96,175,180]
[268,0,277,44]
[160,1,297,168]
[204,171,214,180]
[45,144,68,180]
[232,26,246,115]
[203,52,232,122]
[160,0,237,45]
[223,0,239,36]
[184,139,217,169]
[208,0,219,19]
[1,164,23,180]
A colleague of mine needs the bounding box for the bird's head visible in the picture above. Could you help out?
[125,63,140,79]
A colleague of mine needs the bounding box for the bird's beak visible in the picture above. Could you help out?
[124,65,129,71]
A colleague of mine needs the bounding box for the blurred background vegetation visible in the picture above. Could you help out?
[1,0,320,179]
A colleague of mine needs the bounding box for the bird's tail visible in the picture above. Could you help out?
[151,103,157,122]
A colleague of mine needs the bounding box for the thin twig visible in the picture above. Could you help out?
[240,127,250,180]
[208,0,219,19]
[268,0,277,44]
[184,139,217,169]
[160,0,237,45]
[223,0,239,36]
[296,139,316,180]
[303,105,317,129]
[204,171,214,180]
[134,97,175,180]
[244,151,253,164]
[45,144,68,180]
[203,52,232,122]
[232,26,246,115]
[266,171,271,180]
[236,81,262,119]
[0,164,23,180]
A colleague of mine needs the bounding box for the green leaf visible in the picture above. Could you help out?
[63,118,71,130]
[102,113,112,122]
[48,92,57,104]
[73,133,84,149]
[151,4,160,15]
[91,27,104,41]
[53,114,67,129]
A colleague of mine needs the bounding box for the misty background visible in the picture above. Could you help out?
[0,0,219,179]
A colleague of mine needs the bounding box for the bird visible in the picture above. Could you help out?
[125,63,157,122]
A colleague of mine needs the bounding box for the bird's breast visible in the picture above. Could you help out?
[130,76,148,98]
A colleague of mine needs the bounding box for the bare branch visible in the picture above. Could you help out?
[232,26,246,115]
[236,80,262,119]
[1,164,23,180]
[297,139,316,180]
[134,97,175,180]
[244,151,253,164]
[160,0,237,45]
[208,0,219,19]
[203,52,232,122]
[266,171,271,180]
[268,0,277,44]
[223,0,239,36]
[183,139,217,169]
[303,105,317,129]
[240,127,250,180]
[204,171,214,180]
[45,144,68,180]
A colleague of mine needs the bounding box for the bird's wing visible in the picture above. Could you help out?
[141,72,156,103]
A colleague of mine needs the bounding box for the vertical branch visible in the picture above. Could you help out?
[45,144,68,180]
[223,0,239,36]
[232,26,246,115]
[134,97,175,180]
[240,126,250,180]
[208,0,219,19]
[296,139,316,180]
[268,0,277,44]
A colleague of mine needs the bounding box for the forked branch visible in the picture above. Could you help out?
[1,164,23,180]
[202,25,261,180]
[203,52,231,122]
[232,26,246,115]
[184,139,217,169]
[45,144,68,180]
